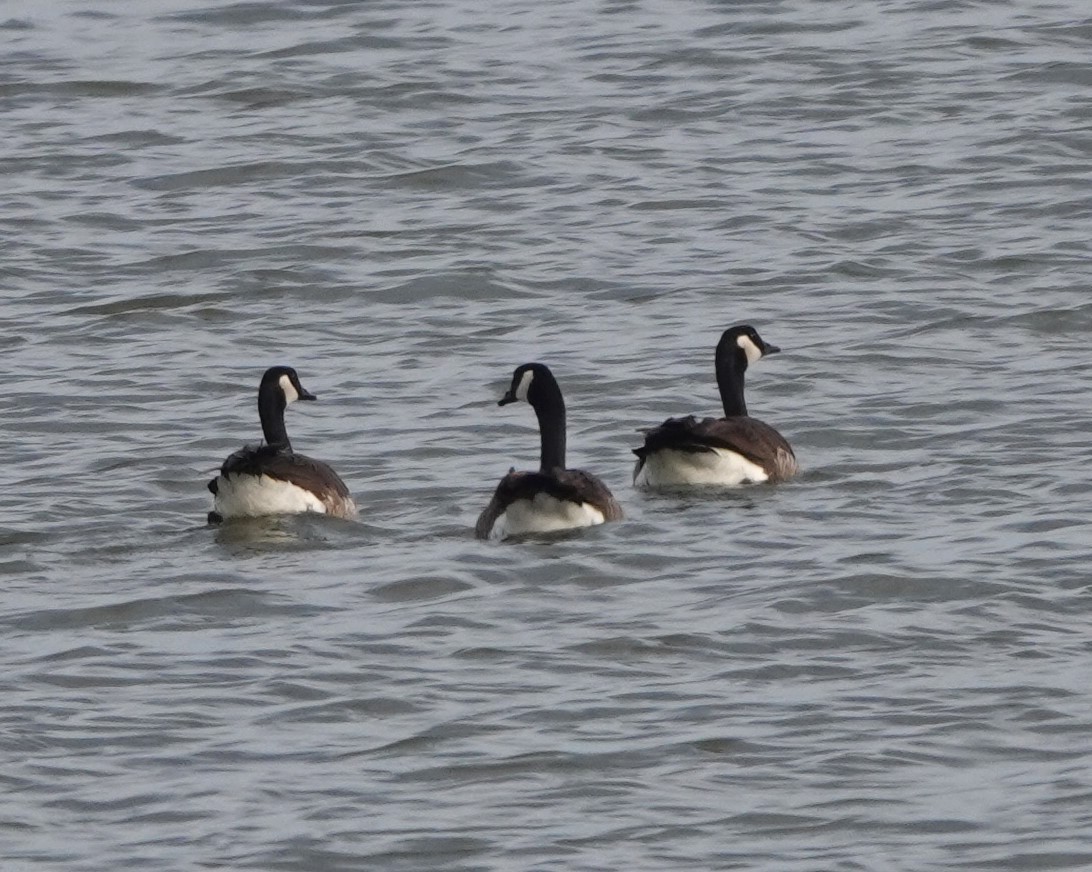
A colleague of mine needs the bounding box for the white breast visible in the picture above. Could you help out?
[489,492,606,539]
[634,447,769,488]
[213,473,328,519]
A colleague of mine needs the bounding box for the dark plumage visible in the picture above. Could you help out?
[633,325,797,488]
[207,366,356,523]
[476,363,622,539]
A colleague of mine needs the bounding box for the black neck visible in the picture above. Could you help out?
[258,385,292,451]
[716,347,748,417]
[531,377,567,472]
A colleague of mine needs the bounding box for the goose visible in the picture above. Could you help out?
[476,363,623,539]
[207,366,356,523]
[633,325,797,488]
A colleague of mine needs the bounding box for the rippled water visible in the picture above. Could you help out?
[3,0,1092,868]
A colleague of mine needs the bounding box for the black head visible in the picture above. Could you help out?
[260,366,317,404]
[499,362,556,407]
[716,325,780,368]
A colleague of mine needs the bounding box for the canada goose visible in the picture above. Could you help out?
[476,363,623,539]
[207,366,356,523]
[633,325,797,488]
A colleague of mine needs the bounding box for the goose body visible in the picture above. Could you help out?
[476,363,622,539]
[633,326,797,489]
[207,366,356,523]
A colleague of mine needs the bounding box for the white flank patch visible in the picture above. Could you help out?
[213,473,327,519]
[514,368,534,401]
[736,334,763,365]
[490,492,605,538]
[278,374,300,404]
[635,447,769,488]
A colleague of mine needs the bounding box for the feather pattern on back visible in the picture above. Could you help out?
[475,468,623,539]
[210,445,357,519]
[634,415,798,483]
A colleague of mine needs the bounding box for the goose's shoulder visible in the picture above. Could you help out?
[218,443,270,476]
[634,415,715,455]
[693,415,793,452]
[486,468,615,506]
[220,445,351,497]
[640,414,790,451]
[699,416,798,481]
[551,468,623,519]
[483,469,565,506]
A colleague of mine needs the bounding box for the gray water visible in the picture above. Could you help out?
[3,0,1091,869]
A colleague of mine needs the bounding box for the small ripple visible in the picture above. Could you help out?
[371,574,476,603]
[6,587,324,632]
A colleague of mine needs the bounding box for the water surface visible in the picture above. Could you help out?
[2,1,1091,869]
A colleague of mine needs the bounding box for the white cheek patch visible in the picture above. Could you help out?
[279,374,299,404]
[514,369,534,401]
[737,334,763,365]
